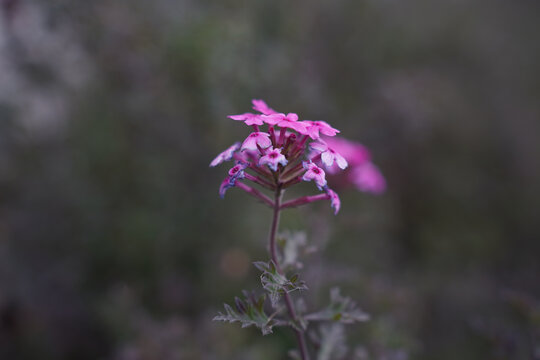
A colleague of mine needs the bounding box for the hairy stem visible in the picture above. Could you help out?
[268,188,310,360]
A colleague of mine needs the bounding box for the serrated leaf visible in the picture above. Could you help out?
[305,288,369,325]
[255,260,308,308]
[213,292,274,335]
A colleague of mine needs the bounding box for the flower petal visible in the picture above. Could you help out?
[252,99,277,115]
[335,153,348,170]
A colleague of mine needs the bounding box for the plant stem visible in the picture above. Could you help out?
[268,188,310,360]
[236,181,274,208]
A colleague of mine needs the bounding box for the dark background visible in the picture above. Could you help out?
[0,0,539,359]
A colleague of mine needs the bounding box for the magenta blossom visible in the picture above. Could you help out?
[349,162,386,194]
[228,113,264,126]
[252,99,277,115]
[259,147,288,171]
[302,161,327,190]
[323,136,371,168]
[310,140,348,170]
[228,163,247,182]
[212,99,383,214]
[262,113,308,134]
[304,121,340,140]
[241,132,272,151]
[210,142,241,167]
[326,188,341,215]
[219,176,233,198]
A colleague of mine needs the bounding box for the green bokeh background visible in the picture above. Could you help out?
[1,1,539,359]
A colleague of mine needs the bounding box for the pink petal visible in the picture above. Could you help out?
[310,141,328,152]
[335,153,348,170]
[286,113,298,122]
[261,114,283,125]
[241,137,257,150]
[350,162,386,194]
[252,99,277,115]
[321,151,334,167]
[257,134,272,148]
[228,113,252,121]
[317,121,340,136]
[244,116,264,126]
[326,188,341,214]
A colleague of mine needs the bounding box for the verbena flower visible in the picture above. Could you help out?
[241,132,272,151]
[210,142,241,167]
[310,140,348,170]
[325,188,341,214]
[323,137,371,169]
[228,113,264,126]
[304,121,340,140]
[302,161,327,190]
[349,162,386,194]
[252,99,277,115]
[319,136,386,194]
[262,113,308,134]
[211,99,384,213]
[259,147,288,171]
[219,176,233,198]
[228,162,247,182]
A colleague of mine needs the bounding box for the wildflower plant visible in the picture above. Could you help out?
[211,100,385,359]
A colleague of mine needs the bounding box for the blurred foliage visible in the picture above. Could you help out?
[0,0,539,359]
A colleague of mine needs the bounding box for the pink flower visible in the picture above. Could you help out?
[259,147,288,171]
[210,142,240,167]
[302,161,327,190]
[219,176,233,198]
[228,163,246,181]
[241,132,272,151]
[349,162,386,194]
[219,162,248,197]
[323,136,371,167]
[252,99,277,115]
[304,121,340,140]
[326,188,341,215]
[310,140,348,170]
[227,113,264,126]
[262,113,308,134]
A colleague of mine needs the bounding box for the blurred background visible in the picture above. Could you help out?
[1,0,539,359]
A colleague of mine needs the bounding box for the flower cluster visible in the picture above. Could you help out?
[210,99,385,214]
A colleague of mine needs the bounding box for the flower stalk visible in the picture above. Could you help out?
[212,99,385,358]
[268,187,310,359]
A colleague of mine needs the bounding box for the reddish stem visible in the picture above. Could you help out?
[269,126,276,147]
[268,188,310,360]
[244,172,275,190]
[235,181,273,208]
[280,193,330,210]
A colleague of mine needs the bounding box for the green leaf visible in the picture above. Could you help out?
[255,260,308,308]
[213,291,275,335]
[305,288,369,325]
